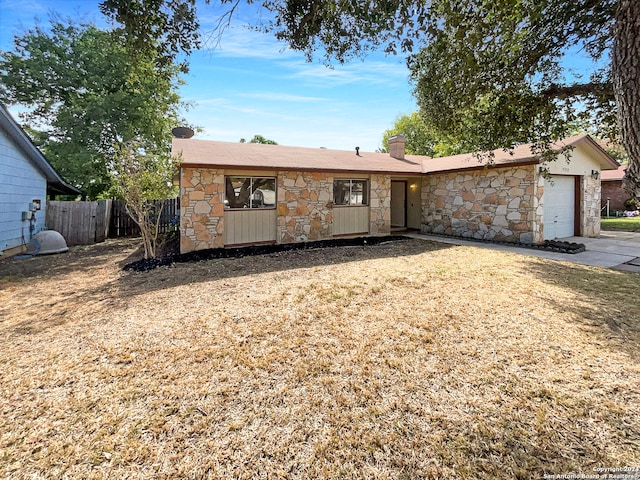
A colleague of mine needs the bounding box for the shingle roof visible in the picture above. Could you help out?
[173,134,620,174]
[173,138,423,174]
[601,164,626,181]
[420,135,620,173]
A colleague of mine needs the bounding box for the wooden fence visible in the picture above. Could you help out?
[46,199,178,246]
[46,200,112,246]
[109,199,178,237]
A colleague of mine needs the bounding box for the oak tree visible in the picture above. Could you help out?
[380,112,464,157]
[99,0,640,197]
[0,20,186,198]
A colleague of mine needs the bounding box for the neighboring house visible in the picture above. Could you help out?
[0,104,81,256]
[601,164,628,212]
[172,134,619,254]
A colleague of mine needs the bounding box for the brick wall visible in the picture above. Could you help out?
[601,180,629,212]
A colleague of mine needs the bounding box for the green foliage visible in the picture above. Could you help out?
[604,143,629,165]
[407,0,617,157]
[0,20,186,199]
[37,0,638,194]
[623,198,638,211]
[110,140,179,259]
[99,0,200,73]
[380,112,465,157]
[248,134,278,145]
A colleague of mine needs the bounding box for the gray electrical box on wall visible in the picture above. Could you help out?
[22,211,32,221]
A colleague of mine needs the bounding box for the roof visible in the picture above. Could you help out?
[0,104,82,196]
[173,134,620,175]
[420,135,620,173]
[173,138,423,174]
[601,164,626,181]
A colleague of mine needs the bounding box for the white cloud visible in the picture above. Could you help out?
[239,92,327,103]
[285,60,410,88]
[198,24,297,61]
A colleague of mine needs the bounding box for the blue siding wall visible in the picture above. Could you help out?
[0,131,47,253]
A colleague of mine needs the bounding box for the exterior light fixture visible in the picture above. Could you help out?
[591,170,599,180]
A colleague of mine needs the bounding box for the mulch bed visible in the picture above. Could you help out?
[124,234,586,272]
[124,235,412,272]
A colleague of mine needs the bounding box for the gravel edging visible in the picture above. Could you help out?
[423,233,586,254]
[123,235,412,272]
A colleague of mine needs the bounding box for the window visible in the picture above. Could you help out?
[225,176,276,209]
[333,179,368,206]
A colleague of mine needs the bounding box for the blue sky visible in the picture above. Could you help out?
[0,0,417,152]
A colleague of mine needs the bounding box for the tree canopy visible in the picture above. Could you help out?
[380,112,464,157]
[248,135,278,145]
[406,0,618,160]
[89,1,640,197]
[0,20,187,198]
[110,140,179,259]
[99,0,200,72]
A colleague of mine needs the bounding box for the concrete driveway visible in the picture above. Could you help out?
[410,230,640,272]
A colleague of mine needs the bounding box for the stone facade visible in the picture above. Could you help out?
[277,171,333,244]
[180,163,604,253]
[421,165,541,244]
[180,169,395,252]
[369,174,391,235]
[180,167,225,252]
[581,176,601,237]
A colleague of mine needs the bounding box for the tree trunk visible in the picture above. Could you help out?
[612,0,640,199]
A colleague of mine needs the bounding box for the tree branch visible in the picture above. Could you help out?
[541,81,614,100]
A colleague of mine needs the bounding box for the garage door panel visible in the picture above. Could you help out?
[544,175,575,240]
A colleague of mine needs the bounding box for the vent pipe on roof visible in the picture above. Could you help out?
[355,146,360,156]
[389,134,406,160]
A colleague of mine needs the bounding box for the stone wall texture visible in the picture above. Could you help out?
[581,176,601,237]
[421,165,541,244]
[180,169,394,252]
[180,164,604,253]
[180,167,225,253]
[277,171,333,244]
[369,174,391,235]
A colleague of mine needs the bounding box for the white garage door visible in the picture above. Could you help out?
[544,175,575,240]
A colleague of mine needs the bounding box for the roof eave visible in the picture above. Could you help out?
[179,162,423,175]
[0,104,83,194]
[422,159,539,175]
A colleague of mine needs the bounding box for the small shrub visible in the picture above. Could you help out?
[623,197,638,211]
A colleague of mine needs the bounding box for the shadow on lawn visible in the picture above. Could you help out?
[3,237,458,337]
[110,236,640,358]
[522,259,639,359]
[111,235,455,295]
[0,238,140,281]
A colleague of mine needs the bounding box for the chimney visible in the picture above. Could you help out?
[389,134,406,160]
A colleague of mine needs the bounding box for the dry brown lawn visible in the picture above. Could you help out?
[1,238,639,479]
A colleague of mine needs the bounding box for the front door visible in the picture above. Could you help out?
[391,181,406,228]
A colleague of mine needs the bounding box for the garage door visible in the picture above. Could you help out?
[544,175,575,240]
